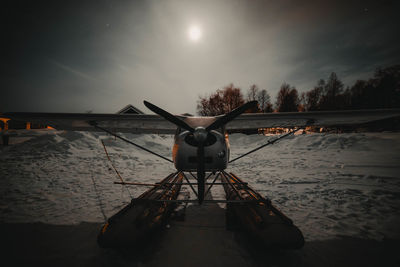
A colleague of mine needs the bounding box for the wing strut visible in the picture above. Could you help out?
[229,127,303,163]
[90,122,173,163]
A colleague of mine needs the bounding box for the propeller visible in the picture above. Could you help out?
[206,101,258,131]
[143,100,258,204]
[144,101,194,132]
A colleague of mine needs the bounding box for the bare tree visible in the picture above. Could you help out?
[197,84,245,115]
[276,83,299,112]
[223,84,245,112]
[247,84,259,101]
[320,72,344,110]
[245,84,261,112]
[304,79,325,111]
[257,89,272,112]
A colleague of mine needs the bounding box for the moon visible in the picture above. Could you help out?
[188,25,202,41]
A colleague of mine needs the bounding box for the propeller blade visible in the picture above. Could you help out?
[143,101,195,132]
[206,101,258,131]
[197,143,205,205]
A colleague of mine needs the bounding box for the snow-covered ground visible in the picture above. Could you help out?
[1,130,399,242]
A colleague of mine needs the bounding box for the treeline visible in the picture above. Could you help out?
[197,65,400,115]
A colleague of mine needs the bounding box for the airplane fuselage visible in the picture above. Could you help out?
[171,117,230,171]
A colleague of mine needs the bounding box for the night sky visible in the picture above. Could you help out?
[2,0,400,114]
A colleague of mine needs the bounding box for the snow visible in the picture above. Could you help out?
[1,129,399,242]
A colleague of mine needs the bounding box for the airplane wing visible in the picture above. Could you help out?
[226,109,400,131]
[2,109,399,134]
[1,112,177,134]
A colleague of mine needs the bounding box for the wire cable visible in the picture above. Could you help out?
[229,127,303,163]
[101,139,133,199]
[91,123,173,163]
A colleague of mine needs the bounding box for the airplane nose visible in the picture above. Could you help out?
[193,127,208,143]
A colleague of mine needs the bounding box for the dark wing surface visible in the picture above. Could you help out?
[226,109,400,131]
[3,109,399,133]
[1,112,177,134]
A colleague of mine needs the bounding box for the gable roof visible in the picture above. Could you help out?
[116,104,144,114]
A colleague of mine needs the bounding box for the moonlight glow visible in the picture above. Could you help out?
[188,25,202,41]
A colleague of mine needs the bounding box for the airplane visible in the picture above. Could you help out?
[2,102,399,248]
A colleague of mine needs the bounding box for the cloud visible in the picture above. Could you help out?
[48,59,97,82]
[2,0,400,113]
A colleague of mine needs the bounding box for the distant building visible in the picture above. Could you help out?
[117,104,144,114]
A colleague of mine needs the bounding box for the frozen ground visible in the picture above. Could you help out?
[0,129,399,242]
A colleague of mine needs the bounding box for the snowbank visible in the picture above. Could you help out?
[1,130,399,241]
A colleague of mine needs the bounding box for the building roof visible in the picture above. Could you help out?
[116,104,144,114]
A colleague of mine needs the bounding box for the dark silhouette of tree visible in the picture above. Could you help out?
[342,86,352,109]
[342,65,400,110]
[197,84,245,116]
[298,92,306,112]
[196,98,209,116]
[304,79,325,111]
[245,85,273,113]
[224,84,245,112]
[198,65,399,116]
[276,83,299,112]
[300,65,400,111]
[347,80,371,109]
[197,92,223,116]
[320,72,344,110]
[246,84,261,112]
[247,84,259,101]
[258,89,273,112]
[372,65,400,108]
